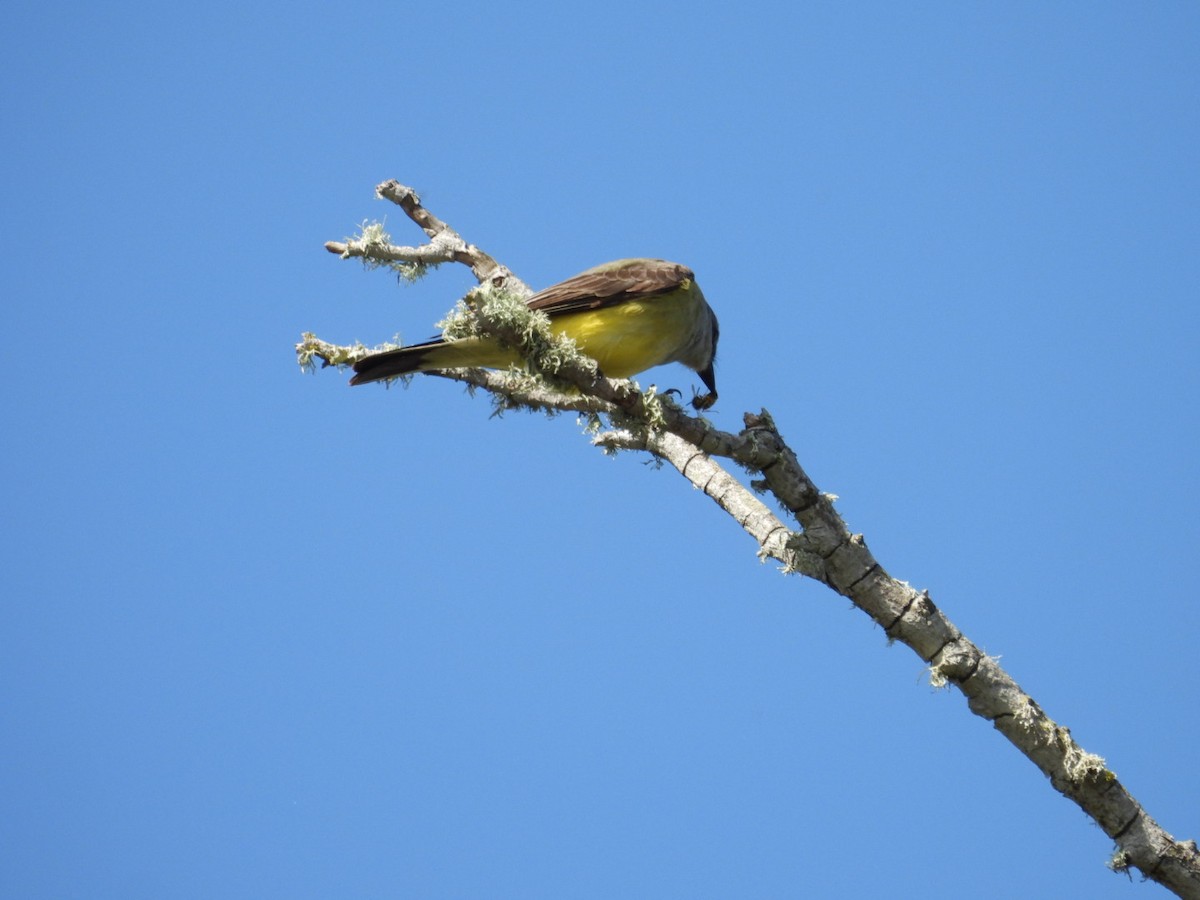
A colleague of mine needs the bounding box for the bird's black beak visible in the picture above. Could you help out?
[691,362,718,411]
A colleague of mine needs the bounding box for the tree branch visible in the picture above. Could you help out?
[300,181,1200,897]
[323,180,531,294]
[622,412,1200,895]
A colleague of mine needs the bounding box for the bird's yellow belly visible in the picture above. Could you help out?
[553,298,690,377]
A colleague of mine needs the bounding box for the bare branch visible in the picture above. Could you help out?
[594,428,812,575]
[602,411,1200,895]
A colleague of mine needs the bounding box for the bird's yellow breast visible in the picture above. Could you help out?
[552,287,701,377]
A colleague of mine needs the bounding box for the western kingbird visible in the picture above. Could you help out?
[350,258,719,408]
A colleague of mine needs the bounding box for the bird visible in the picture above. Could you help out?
[349,258,719,409]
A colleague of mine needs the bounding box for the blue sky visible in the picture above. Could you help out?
[4,2,1198,897]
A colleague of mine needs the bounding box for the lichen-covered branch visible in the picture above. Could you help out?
[295,333,374,371]
[324,180,531,294]
[300,180,1200,897]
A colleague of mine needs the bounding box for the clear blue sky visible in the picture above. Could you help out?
[4,3,1198,897]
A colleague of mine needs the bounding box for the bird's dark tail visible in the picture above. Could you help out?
[349,339,444,386]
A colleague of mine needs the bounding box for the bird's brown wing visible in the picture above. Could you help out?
[524,259,693,316]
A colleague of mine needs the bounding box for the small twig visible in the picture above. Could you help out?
[295,333,372,371]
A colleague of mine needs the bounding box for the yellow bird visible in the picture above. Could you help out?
[350,258,719,408]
